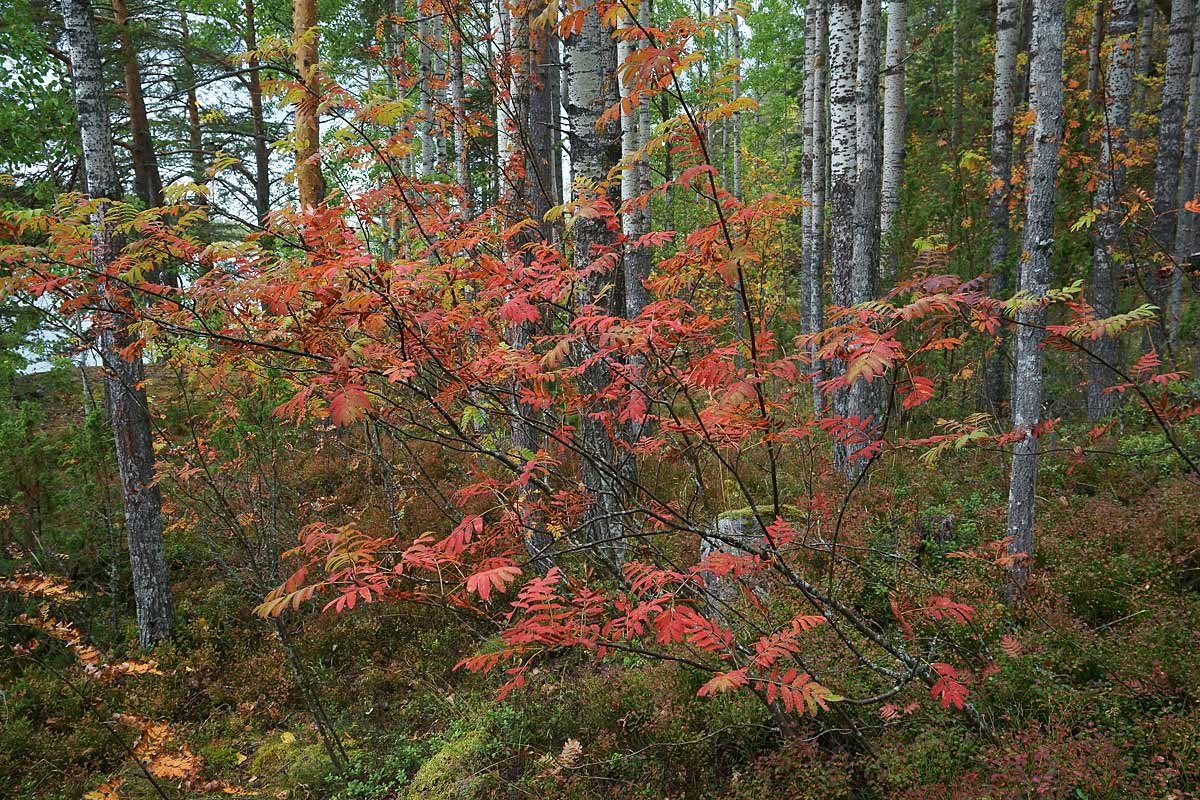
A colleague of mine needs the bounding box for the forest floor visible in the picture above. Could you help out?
[1,368,1198,799]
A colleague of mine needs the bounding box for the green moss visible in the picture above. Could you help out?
[251,732,335,788]
[404,727,496,800]
[403,729,496,800]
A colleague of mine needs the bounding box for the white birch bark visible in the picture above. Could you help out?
[829,0,858,471]
[985,0,1021,410]
[879,0,906,282]
[805,0,829,417]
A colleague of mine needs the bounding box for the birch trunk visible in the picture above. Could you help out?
[985,0,1021,412]
[293,0,325,207]
[418,12,436,179]
[619,12,651,319]
[846,0,882,471]
[829,0,858,471]
[60,0,173,647]
[565,0,627,567]
[805,0,828,416]
[801,8,815,295]
[1089,0,1138,420]
[1006,0,1066,601]
[451,24,470,213]
[1150,0,1193,348]
[879,0,906,282]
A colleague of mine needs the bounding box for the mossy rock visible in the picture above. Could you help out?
[251,731,334,788]
[404,728,496,800]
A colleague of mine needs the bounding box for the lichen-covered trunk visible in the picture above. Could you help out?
[805,0,828,417]
[528,0,558,238]
[1170,10,1200,345]
[566,0,627,568]
[293,0,325,207]
[1006,0,1065,601]
[1133,0,1156,121]
[879,0,906,283]
[1150,0,1193,348]
[61,0,173,647]
[829,0,858,472]
[1087,0,1106,107]
[1089,0,1138,420]
[497,2,554,571]
[846,0,883,471]
[985,0,1021,412]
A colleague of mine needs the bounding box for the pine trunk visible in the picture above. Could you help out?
[60,0,173,648]
[110,0,162,209]
[1006,0,1066,601]
[293,0,325,207]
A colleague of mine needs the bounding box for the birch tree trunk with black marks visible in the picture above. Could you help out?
[419,11,436,179]
[1150,0,1193,348]
[1089,0,1138,420]
[829,0,858,472]
[1006,0,1066,601]
[565,0,627,568]
[846,0,882,470]
[879,0,906,283]
[985,0,1020,412]
[60,0,173,647]
[801,9,815,296]
[805,0,828,417]
[619,10,651,319]
[293,0,325,207]
[452,23,470,213]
